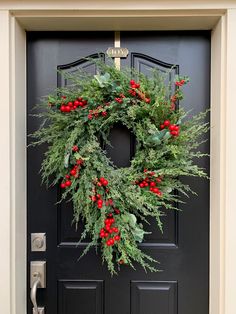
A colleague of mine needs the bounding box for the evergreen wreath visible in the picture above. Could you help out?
[31,58,209,275]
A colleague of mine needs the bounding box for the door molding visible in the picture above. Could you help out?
[0,5,235,314]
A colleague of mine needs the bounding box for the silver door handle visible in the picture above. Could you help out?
[30,261,46,314]
[30,273,40,312]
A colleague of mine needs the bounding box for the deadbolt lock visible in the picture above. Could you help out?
[31,233,46,252]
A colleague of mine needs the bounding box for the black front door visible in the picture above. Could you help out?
[27,31,210,314]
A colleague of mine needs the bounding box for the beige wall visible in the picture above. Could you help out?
[0,1,236,314]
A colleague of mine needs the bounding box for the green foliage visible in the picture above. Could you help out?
[30,59,209,275]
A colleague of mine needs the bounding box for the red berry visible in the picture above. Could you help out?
[70,169,76,176]
[153,187,159,193]
[76,159,83,165]
[150,181,156,187]
[135,83,140,88]
[88,114,93,120]
[109,238,115,245]
[72,145,79,152]
[164,120,170,127]
[66,106,72,112]
[130,79,135,86]
[169,125,175,131]
[114,209,120,214]
[160,124,165,130]
[105,233,109,237]
[113,227,119,233]
[74,100,79,106]
[110,218,115,224]
[60,105,66,112]
[68,101,73,107]
[99,177,105,182]
[174,125,179,131]
[61,95,67,99]
[149,187,154,192]
[102,179,108,186]
[105,226,110,232]
[145,98,151,104]
[101,111,107,117]
[128,89,136,96]
[115,97,123,104]
[91,196,97,202]
[97,182,102,187]
[114,235,120,241]
[65,174,70,179]
[100,231,105,238]
[96,194,101,199]
[156,177,162,183]
[106,240,111,246]
[105,219,110,225]
[60,183,66,188]
[139,183,144,188]
[171,130,178,136]
[144,182,149,187]
[65,180,72,187]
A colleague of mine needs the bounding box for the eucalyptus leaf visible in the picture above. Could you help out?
[163,131,171,140]
[94,72,111,87]
[128,213,137,226]
[64,153,70,168]
[132,227,145,243]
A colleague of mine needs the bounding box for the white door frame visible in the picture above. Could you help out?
[0,4,236,314]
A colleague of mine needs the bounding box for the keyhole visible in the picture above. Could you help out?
[105,123,136,168]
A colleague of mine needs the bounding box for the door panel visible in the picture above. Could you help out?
[27,31,210,314]
[58,280,104,314]
[131,281,177,314]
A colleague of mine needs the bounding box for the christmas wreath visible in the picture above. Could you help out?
[31,59,209,274]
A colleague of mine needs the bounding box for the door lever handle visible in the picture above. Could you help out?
[30,261,46,314]
[30,273,40,312]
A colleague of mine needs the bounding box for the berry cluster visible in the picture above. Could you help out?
[97,177,109,187]
[129,79,140,89]
[91,193,111,209]
[136,171,163,197]
[90,177,109,208]
[160,120,180,137]
[60,96,87,113]
[115,93,126,104]
[175,79,186,87]
[128,80,151,104]
[60,146,83,188]
[88,105,108,120]
[99,214,121,246]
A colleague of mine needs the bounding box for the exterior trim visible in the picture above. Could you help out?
[0,5,234,314]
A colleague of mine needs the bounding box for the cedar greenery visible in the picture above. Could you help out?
[30,59,209,275]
